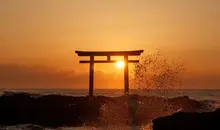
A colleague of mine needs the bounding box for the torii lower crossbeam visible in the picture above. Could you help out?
[75,50,144,96]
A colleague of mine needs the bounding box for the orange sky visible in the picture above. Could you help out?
[0,0,220,89]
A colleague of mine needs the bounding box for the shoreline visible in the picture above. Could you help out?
[0,91,213,128]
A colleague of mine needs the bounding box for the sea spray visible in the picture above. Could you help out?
[99,96,131,127]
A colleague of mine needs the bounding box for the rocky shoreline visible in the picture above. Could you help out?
[0,92,206,128]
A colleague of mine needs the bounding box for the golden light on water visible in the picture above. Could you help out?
[116,61,125,69]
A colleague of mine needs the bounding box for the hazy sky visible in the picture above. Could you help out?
[0,0,220,89]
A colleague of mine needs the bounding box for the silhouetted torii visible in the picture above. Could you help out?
[75,50,144,96]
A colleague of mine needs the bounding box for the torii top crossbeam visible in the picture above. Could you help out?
[75,50,144,96]
[75,50,144,56]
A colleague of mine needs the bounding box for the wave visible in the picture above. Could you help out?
[199,99,220,112]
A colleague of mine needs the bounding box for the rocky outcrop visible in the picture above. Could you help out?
[153,109,220,130]
[0,92,204,127]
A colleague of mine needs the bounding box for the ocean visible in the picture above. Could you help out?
[0,89,220,130]
[1,89,220,101]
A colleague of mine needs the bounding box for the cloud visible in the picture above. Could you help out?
[0,64,220,89]
[0,64,123,89]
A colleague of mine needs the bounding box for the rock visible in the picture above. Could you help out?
[167,96,202,112]
[0,92,204,127]
[153,109,220,130]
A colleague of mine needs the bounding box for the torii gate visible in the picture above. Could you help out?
[75,50,144,96]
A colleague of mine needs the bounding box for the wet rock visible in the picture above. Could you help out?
[153,109,220,130]
[0,92,204,127]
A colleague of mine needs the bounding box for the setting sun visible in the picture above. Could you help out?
[116,61,125,69]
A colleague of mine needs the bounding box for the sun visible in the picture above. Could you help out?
[116,61,125,69]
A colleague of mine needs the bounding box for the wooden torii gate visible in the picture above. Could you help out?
[75,50,144,96]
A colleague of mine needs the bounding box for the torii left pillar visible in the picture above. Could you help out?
[89,55,94,96]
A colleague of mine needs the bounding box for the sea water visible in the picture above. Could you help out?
[1,89,220,101]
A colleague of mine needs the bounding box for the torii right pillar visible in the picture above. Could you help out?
[124,55,129,95]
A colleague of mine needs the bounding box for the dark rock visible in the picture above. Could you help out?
[167,96,202,112]
[0,92,204,127]
[153,109,220,130]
